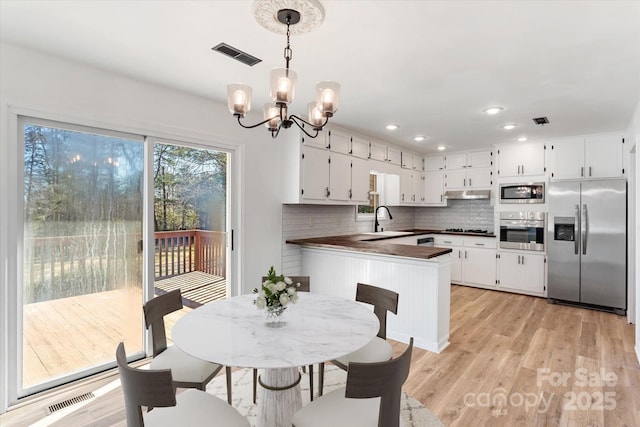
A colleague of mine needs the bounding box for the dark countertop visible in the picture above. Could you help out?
[286,229,495,261]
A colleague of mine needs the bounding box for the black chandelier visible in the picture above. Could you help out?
[227,8,340,139]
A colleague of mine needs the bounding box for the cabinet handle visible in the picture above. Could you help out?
[463,178,466,186]
[517,255,521,264]
[440,194,443,202]
[401,194,405,201]
[349,189,352,199]
[521,165,525,174]
[325,187,330,197]
[465,250,468,259]
[469,178,472,186]
[521,255,525,265]
[581,166,584,177]
[458,250,461,259]
[589,166,592,177]
[444,240,452,244]
[475,243,485,246]
[517,165,521,175]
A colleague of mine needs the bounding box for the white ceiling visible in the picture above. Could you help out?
[2,0,640,153]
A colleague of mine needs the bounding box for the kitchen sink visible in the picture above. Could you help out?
[361,231,413,237]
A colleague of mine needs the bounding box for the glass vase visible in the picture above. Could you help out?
[264,305,287,328]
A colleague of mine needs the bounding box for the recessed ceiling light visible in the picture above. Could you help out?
[413,135,425,142]
[436,145,446,151]
[502,123,517,130]
[483,106,504,115]
[517,136,528,142]
[386,124,399,130]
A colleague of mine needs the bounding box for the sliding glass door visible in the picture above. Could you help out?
[19,117,144,395]
[13,116,234,401]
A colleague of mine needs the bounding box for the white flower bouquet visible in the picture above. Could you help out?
[253,266,300,317]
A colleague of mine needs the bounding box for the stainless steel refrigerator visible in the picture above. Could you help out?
[547,179,627,314]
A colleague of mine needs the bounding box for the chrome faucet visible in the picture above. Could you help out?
[374,205,393,232]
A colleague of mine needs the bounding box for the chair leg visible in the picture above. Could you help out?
[318,362,324,397]
[253,368,258,404]
[308,364,314,401]
[225,366,232,405]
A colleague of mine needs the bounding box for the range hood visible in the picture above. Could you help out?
[444,190,491,200]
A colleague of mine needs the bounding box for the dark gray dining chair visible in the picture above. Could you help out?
[143,289,232,403]
[116,342,249,427]
[253,276,315,403]
[318,282,399,396]
[292,338,414,427]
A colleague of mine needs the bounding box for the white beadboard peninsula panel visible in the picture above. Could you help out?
[300,247,451,353]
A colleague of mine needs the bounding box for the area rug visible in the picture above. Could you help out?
[206,365,445,427]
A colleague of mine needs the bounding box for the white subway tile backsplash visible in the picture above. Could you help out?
[281,201,494,275]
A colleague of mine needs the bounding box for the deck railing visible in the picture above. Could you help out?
[23,230,226,303]
[154,230,226,278]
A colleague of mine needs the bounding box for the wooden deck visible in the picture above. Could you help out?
[22,271,227,389]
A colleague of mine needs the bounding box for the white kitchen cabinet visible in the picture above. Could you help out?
[497,251,546,296]
[463,247,497,288]
[434,236,496,288]
[350,156,371,203]
[445,150,492,170]
[549,133,624,180]
[434,236,463,282]
[445,168,492,190]
[301,145,330,201]
[424,171,446,206]
[444,153,467,170]
[425,155,445,171]
[497,142,545,177]
[467,150,493,168]
[369,142,387,162]
[402,153,423,171]
[299,145,370,203]
[351,137,370,159]
[399,169,424,204]
[301,128,328,149]
[386,146,402,166]
[329,152,351,201]
[327,129,351,154]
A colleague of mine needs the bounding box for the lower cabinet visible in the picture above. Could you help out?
[497,251,546,296]
[434,236,496,289]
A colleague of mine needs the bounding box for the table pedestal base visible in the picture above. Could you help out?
[257,367,303,427]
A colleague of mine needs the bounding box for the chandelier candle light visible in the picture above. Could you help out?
[227,1,340,138]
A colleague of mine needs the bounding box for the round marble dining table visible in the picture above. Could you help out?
[171,292,379,427]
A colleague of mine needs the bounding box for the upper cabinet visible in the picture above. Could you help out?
[548,133,624,180]
[443,149,493,190]
[497,142,545,178]
[424,155,445,171]
[445,150,492,169]
[402,152,424,170]
[351,136,370,159]
[369,141,387,162]
[386,146,402,166]
[423,171,446,206]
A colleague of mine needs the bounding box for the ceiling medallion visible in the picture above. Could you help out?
[253,0,325,35]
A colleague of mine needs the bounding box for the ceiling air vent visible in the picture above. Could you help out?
[533,117,549,125]
[212,43,261,66]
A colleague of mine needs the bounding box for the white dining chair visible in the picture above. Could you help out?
[143,289,232,403]
[292,338,413,427]
[116,342,249,427]
[318,283,399,396]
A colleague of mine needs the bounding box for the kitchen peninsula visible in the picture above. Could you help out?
[286,232,452,353]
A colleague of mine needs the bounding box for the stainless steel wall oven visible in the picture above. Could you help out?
[499,211,545,251]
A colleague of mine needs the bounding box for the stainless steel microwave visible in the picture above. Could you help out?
[499,183,544,204]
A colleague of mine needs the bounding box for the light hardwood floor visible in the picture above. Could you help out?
[2,285,638,427]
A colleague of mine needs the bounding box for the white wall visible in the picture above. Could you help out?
[625,98,640,364]
[0,43,285,411]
